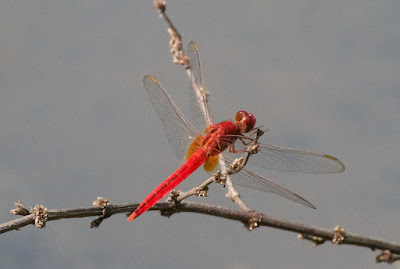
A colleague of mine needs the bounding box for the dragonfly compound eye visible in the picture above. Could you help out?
[235,111,256,133]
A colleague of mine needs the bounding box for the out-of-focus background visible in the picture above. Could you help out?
[1,1,399,268]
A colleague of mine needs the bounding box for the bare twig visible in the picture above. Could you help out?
[3,200,400,262]
[153,0,188,66]
[176,176,214,202]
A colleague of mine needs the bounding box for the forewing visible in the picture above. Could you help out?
[249,144,345,174]
[143,75,199,160]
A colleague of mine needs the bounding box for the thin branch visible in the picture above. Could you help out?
[152,0,188,66]
[219,156,252,211]
[175,176,214,202]
[152,0,253,212]
[2,200,400,261]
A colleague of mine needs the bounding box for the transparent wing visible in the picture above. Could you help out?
[143,75,199,160]
[247,144,345,174]
[223,159,316,209]
[187,41,214,131]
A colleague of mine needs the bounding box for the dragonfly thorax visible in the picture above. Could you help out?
[185,121,241,172]
[203,121,240,156]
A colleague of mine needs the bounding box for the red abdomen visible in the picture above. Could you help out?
[128,147,208,221]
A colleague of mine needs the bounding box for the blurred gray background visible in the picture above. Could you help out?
[1,0,399,268]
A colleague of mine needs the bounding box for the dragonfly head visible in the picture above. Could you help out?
[235,111,256,133]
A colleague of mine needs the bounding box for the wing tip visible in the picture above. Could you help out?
[144,75,158,83]
[308,203,317,210]
[189,41,198,51]
[323,154,345,173]
[294,193,316,209]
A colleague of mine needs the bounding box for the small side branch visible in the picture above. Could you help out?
[175,177,214,202]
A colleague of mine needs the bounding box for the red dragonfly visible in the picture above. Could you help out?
[128,42,344,221]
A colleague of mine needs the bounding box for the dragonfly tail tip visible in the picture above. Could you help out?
[127,213,137,222]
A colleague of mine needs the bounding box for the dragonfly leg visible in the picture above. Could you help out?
[228,143,247,153]
[236,127,265,146]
